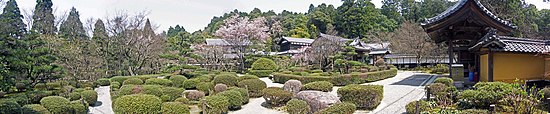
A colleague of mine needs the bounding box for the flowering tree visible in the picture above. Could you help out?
[214,15,270,72]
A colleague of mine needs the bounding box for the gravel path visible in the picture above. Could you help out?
[89,86,115,114]
[229,77,285,114]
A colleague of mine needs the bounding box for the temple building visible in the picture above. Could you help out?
[422,0,549,82]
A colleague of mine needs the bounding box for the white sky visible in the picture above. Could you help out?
[11,0,550,33]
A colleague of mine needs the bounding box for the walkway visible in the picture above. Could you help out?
[229,77,285,114]
[89,86,115,114]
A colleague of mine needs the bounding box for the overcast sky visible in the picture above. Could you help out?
[11,0,550,33]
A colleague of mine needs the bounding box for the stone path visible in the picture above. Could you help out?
[89,86,115,114]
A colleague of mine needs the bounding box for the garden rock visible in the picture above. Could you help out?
[296,90,341,113]
[283,80,302,96]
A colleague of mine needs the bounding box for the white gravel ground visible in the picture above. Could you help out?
[89,86,115,114]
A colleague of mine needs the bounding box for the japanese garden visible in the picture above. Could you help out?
[1,0,550,114]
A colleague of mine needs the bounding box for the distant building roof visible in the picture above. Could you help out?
[280,37,315,45]
[470,29,549,53]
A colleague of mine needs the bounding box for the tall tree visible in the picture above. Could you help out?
[59,7,87,39]
[335,0,397,38]
[381,0,404,23]
[32,0,56,35]
[0,0,27,92]
[307,3,336,34]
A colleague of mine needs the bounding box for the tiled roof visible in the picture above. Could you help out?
[421,0,515,29]
[282,37,315,44]
[470,30,549,53]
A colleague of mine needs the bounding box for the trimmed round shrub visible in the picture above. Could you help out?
[141,85,163,97]
[202,95,229,114]
[169,75,187,88]
[34,83,47,90]
[434,77,453,86]
[213,74,238,86]
[460,109,489,114]
[183,78,200,89]
[195,75,213,82]
[248,70,273,77]
[286,99,310,114]
[80,82,95,88]
[118,85,137,96]
[145,78,172,86]
[238,79,267,97]
[228,87,249,104]
[110,76,129,84]
[22,104,50,114]
[81,90,98,106]
[197,82,215,95]
[262,87,292,107]
[113,94,162,114]
[315,102,356,114]
[283,80,303,95]
[111,82,121,89]
[46,82,62,90]
[68,92,81,101]
[251,58,277,70]
[96,78,111,86]
[162,87,184,102]
[7,93,29,105]
[185,90,205,101]
[70,100,88,114]
[40,96,71,114]
[214,84,228,94]
[123,78,143,85]
[217,90,244,109]
[302,81,333,92]
[337,84,383,110]
[405,100,430,114]
[174,97,189,103]
[238,74,259,81]
[161,102,190,114]
[28,90,54,103]
[0,100,21,114]
[161,95,171,102]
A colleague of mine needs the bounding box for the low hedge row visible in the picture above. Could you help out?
[248,70,273,77]
[273,68,397,86]
[337,84,383,110]
[96,78,111,86]
[302,81,333,92]
[113,94,162,114]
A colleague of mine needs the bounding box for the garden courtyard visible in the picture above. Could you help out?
[86,70,437,114]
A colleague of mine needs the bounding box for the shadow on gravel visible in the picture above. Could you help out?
[390,74,433,86]
[91,101,103,107]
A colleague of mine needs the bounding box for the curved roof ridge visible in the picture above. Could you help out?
[421,0,516,29]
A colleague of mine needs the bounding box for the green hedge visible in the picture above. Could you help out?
[118,85,137,96]
[22,104,50,114]
[405,100,430,114]
[40,96,71,114]
[228,87,249,104]
[162,87,184,102]
[141,85,163,97]
[123,78,143,85]
[213,74,238,86]
[145,78,172,86]
[286,99,310,114]
[169,75,187,88]
[70,100,88,114]
[46,82,62,90]
[248,70,273,77]
[302,81,333,92]
[110,76,129,85]
[197,82,214,95]
[183,78,200,89]
[81,90,98,106]
[96,78,111,86]
[251,58,277,70]
[238,75,259,81]
[315,102,356,114]
[202,95,229,114]
[0,100,21,114]
[161,102,190,114]
[434,77,453,86]
[337,84,383,110]
[111,82,121,89]
[217,90,244,109]
[262,87,292,107]
[273,68,398,86]
[113,94,162,114]
[237,79,267,97]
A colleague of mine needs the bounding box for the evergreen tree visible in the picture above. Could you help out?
[166,25,186,38]
[59,7,87,39]
[381,0,404,23]
[32,0,56,35]
[335,0,397,38]
[0,0,26,92]
[92,19,110,75]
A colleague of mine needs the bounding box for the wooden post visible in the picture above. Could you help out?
[426,87,431,101]
[415,101,420,114]
[448,39,453,78]
[488,51,494,82]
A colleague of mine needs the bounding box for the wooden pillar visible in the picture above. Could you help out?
[448,39,454,77]
[488,50,494,82]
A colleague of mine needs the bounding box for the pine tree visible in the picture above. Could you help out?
[32,0,56,35]
[59,7,87,39]
[92,19,110,76]
[0,0,26,38]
